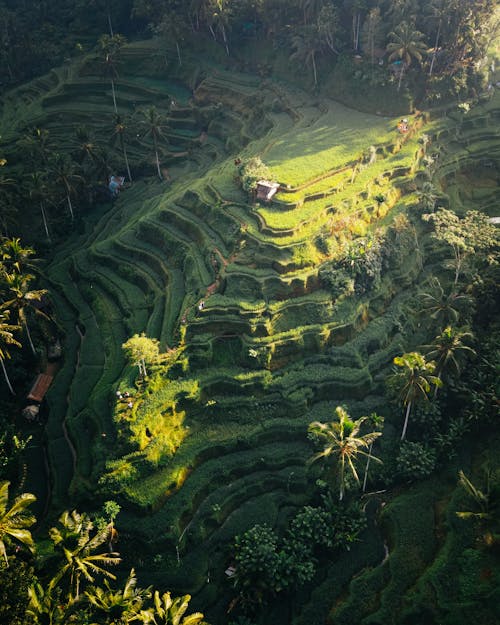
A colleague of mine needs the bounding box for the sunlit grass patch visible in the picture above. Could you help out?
[265,103,398,186]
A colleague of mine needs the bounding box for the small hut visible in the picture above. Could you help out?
[256,180,280,202]
[27,373,53,403]
[108,175,125,197]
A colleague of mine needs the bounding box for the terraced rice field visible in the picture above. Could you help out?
[3,38,499,624]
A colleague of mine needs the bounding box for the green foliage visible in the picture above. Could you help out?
[238,157,272,192]
[0,481,36,566]
[423,209,500,284]
[0,559,35,625]
[396,441,437,480]
[122,332,160,376]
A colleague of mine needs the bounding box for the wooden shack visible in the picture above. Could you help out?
[27,373,53,403]
[256,180,280,202]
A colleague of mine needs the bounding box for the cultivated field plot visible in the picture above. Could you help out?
[3,37,499,625]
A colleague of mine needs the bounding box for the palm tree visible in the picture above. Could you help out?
[424,326,475,392]
[362,413,384,492]
[308,406,382,501]
[73,125,100,166]
[49,510,121,600]
[0,481,36,567]
[427,0,447,76]
[100,34,126,114]
[0,169,17,236]
[290,26,323,86]
[456,468,498,521]
[25,172,52,241]
[0,309,21,394]
[2,271,48,355]
[50,154,84,221]
[111,114,133,182]
[416,181,438,212]
[138,107,168,180]
[86,568,150,623]
[26,582,69,625]
[391,352,441,440]
[419,277,472,328]
[208,0,231,55]
[386,22,428,90]
[153,13,188,66]
[133,590,206,625]
[373,193,386,220]
[19,127,52,166]
[0,237,37,275]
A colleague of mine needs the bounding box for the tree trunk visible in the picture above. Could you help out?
[111,77,118,114]
[107,8,114,37]
[221,25,229,56]
[339,456,345,501]
[429,20,441,76]
[355,13,361,51]
[397,64,405,91]
[66,193,74,220]
[152,134,162,180]
[120,135,132,182]
[24,319,36,355]
[1,357,15,395]
[40,201,51,241]
[434,372,442,398]
[176,41,182,66]
[154,148,162,180]
[141,358,147,377]
[362,442,373,492]
[312,51,317,86]
[401,400,412,440]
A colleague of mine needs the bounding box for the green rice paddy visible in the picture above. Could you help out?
[3,36,499,625]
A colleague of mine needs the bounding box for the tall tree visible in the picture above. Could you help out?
[390,352,441,440]
[290,26,324,86]
[122,332,160,377]
[1,272,47,356]
[0,310,21,395]
[0,481,36,567]
[26,582,70,625]
[424,325,475,390]
[308,406,382,501]
[50,154,83,221]
[135,590,206,625]
[362,412,384,492]
[386,21,428,90]
[25,172,52,241]
[419,276,471,328]
[85,568,150,623]
[361,6,384,64]
[317,4,342,55]
[0,237,37,276]
[18,128,52,167]
[138,106,168,180]
[111,114,133,182]
[0,165,17,237]
[100,34,127,114]
[426,0,447,76]
[49,510,121,601]
[423,209,500,285]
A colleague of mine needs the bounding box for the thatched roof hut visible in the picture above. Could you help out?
[256,180,280,202]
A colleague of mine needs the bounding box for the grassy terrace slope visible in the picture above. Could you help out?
[3,37,499,625]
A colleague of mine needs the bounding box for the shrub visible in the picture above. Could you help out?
[238,157,272,192]
[396,441,437,481]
